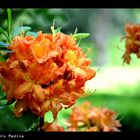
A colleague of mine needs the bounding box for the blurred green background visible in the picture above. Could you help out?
[1,8,140,131]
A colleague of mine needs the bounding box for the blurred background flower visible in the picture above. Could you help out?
[66,101,121,132]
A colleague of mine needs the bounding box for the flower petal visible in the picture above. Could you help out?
[33,84,45,102]
[14,82,33,99]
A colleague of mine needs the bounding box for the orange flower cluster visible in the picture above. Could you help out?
[122,23,140,64]
[0,31,96,119]
[66,102,121,132]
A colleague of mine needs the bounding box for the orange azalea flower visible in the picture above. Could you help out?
[0,31,96,123]
[67,102,121,132]
[122,23,140,64]
[42,118,64,132]
[42,122,64,132]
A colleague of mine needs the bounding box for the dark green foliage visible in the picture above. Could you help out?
[0,102,38,131]
[0,86,39,131]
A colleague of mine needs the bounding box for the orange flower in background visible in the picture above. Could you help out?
[0,31,96,123]
[66,102,121,132]
[42,121,64,132]
[122,23,140,64]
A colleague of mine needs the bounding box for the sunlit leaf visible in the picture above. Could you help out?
[73,33,90,40]
[26,31,38,37]
[51,26,62,34]
[12,26,32,36]
[55,27,62,33]
[45,111,54,123]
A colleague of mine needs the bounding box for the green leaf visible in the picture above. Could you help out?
[0,26,11,43]
[0,85,5,98]
[0,101,38,131]
[0,102,13,110]
[2,50,14,53]
[26,31,38,37]
[22,111,39,130]
[0,95,7,100]
[26,118,40,131]
[55,27,62,33]
[73,33,90,40]
[7,8,12,41]
[0,26,6,35]
[0,41,9,49]
[51,26,55,35]
[51,26,62,35]
[44,111,54,123]
[12,26,32,37]
[0,53,9,61]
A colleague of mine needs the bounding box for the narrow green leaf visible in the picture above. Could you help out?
[0,41,9,49]
[26,31,38,37]
[2,50,14,53]
[55,27,62,33]
[12,26,32,36]
[0,26,6,35]
[0,48,9,51]
[0,53,9,61]
[73,33,90,40]
[73,27,78,34]
[51,26,55,35]
[7,8,12,41]
[0,27,11,43]
[0,102,12,110]
[44,111,54,123]
[51,25,61,35]
[0,95,6,100]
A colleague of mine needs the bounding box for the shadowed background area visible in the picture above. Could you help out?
[1,8,140,131]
